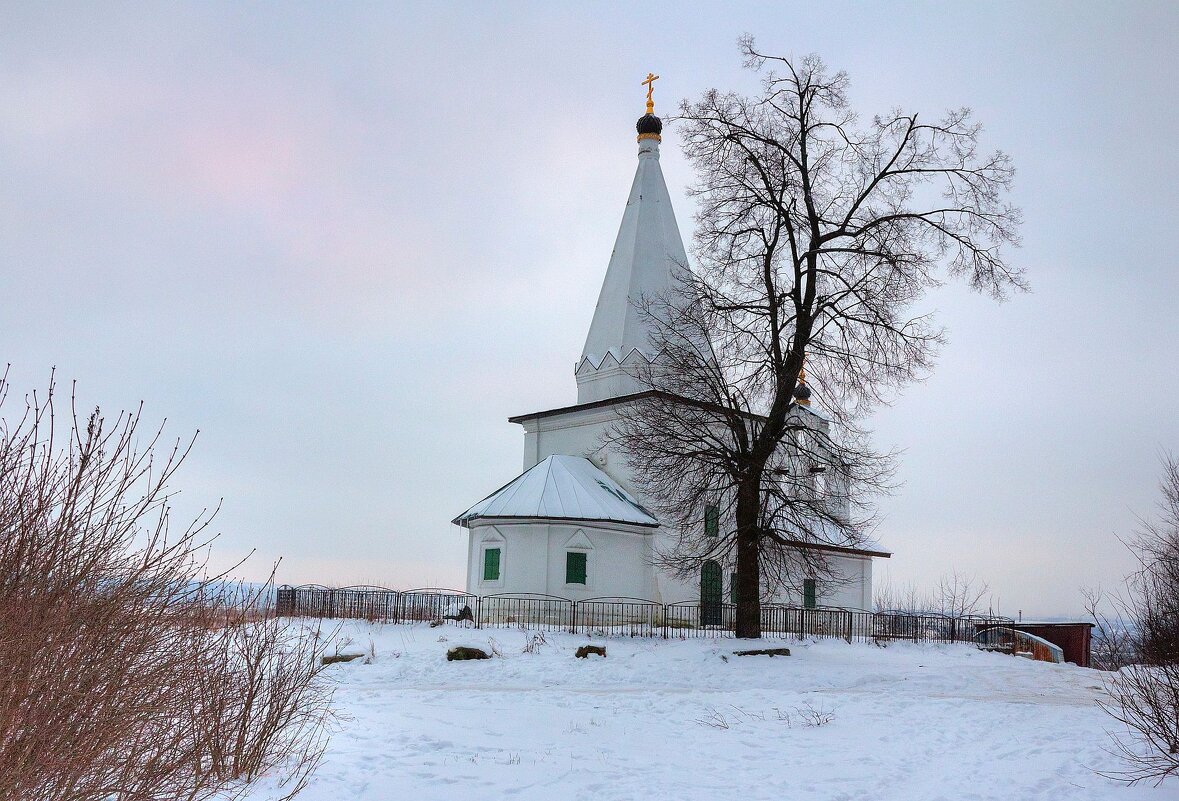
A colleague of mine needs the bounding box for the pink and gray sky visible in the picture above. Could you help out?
[2,1,1177,616]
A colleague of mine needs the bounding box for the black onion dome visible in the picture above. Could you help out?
[792,383,812,402]
[636,113,663,136]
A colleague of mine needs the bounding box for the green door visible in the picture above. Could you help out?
[701,560,723,626]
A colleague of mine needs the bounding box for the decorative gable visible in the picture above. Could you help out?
[564,529,594,551]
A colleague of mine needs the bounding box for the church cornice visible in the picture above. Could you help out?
[510,390,670,425]
[574,346,658,374]
[508,390,780,426]
[775,537,892,559]
[460,515,659,532]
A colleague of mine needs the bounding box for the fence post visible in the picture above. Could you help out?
[845,610,853,644]
[475,596,483,630]
[571,601,577,635]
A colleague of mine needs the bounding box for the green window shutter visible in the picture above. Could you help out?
[803,578,817,609]
[730,572,739,604]
[566,551,587,585]
[704,505,719,537]
[483,547,501,581]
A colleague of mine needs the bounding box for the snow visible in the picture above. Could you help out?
[246,621,1168,801]
[452,454,659,528]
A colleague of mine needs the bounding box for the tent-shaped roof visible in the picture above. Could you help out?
[452,455,659,528]
[578,133,688,373]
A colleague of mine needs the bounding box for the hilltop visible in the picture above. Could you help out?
[244,621,1164,801]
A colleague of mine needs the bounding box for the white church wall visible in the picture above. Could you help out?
[522,409,686,604]
[825,555,872,609]
[513,405,880,608]
[830,555,872,610]
[650,553,875,609]
[544,524,656,600]
[860,558,874,610]
[654,567,700,605]
[465,523,547,596]
[465,521,877,611]
[762,554,873,610]
[520,406,626,476]
[464,525,499,594]
[574,356,650,405]
[465,520,657,599]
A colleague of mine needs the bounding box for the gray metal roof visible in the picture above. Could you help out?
[452,455,659,528]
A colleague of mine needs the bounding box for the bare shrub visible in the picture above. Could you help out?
[183,587,335,796]
[770,702,835,728]
[1098,454,1179,784]
[522,631,548,654]
[0,374,333,800]
[1083,587,1138,672]
[694,709,731,729]
[793,701,836,728]
[699,703,834,730]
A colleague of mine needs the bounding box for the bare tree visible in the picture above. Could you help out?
[932,571,992,617]
[873,578,927,614]
[873,571,992,616]
[1099,454,1179,784]
[612,39,1024,637]
[0,373,334,801]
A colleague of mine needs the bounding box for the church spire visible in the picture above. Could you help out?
[575,76,689,404]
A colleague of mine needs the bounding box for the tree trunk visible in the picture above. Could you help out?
[734,474,762,639]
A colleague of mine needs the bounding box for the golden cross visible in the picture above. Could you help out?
[642,72,659,114]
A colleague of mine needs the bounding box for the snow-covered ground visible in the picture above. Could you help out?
[250,621,1168,801]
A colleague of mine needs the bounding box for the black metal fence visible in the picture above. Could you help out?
[576,596,663,637]
[274,584,401,622]
[480,593,574,632]
[274,585,475,625]
[399,588,478,623]
[276,584,1013,645]
[664,601,738,636]
[760,606,864,642]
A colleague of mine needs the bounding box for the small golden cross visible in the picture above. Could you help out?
[641,72,659,114]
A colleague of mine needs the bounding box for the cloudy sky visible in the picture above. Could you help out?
[2,2,1176,616]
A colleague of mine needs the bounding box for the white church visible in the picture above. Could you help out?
[453,80,888,611]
